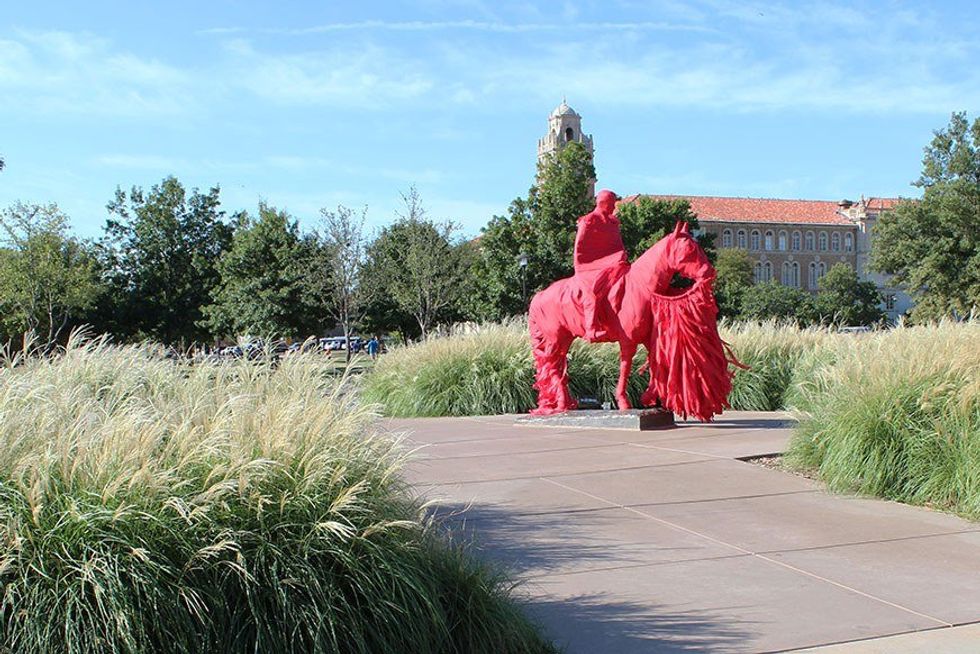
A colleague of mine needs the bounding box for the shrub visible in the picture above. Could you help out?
[784,322,980,518]
[0,334,556,654]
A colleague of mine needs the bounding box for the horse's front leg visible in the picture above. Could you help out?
[615,341,637,410]
[640,337,660,407]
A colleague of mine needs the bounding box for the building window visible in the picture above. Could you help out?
[845,233,853,252]
[754,262,763,284]
[750,230,761,251]
[817,262,826,283]
[737,229,747,249]
[763,261,772,282]
[782,261,800,287]
[764,230,774,251]
[722,229,733,248]
[808,262,817,289]
[778,230,787,251]
[805,232,814,251]
[565,127,574,142]
[884,293,896,311]
[792,231,801,251]
[831,232,841,252]
[818,232,828,251]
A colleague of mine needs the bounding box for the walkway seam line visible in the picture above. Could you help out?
[541,477,952,628]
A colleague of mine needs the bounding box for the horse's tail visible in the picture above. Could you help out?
[649,280,747,421]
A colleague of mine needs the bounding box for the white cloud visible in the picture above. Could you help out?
[201,19,713,36]
[0,30,194,117]
[221,39,434,107]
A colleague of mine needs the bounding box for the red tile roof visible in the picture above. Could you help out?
[623,195,898,225]
[622,194,867,226]
[864,197,901,211]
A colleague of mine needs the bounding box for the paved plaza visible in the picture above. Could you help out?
[386,412,980,653]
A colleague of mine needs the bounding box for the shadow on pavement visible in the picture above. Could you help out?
[428,501,753,652]
[527,595,752,653]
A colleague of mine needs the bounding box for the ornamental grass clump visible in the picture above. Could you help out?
[720,321,837,411]
[0,334,556,654]
[785,321,980,518]
[363,319,828,417]
[362,321,650,417]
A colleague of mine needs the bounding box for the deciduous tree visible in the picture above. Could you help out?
[713,248,754,319]
[309,204,368,361]
[470,143,594,320]
[741,281,816,325]
[205,204,314,339]
[100,176,232,345]
[813,263,883,326]
[872,112,980,321]
[363,188,470,340]
[0,202,100,347]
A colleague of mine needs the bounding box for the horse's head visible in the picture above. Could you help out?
[650,222,715,293]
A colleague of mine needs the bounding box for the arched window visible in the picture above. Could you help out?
[778,230,788,251]
[750,230,761,251]
[791,262,800,287]
[737,230,747,249]
[763,261,772,282]
[844,233,853,252]
[817,262,827,283]
[805,231,815,251]
[754,262,763,284]
[782,262,791,285]
[764,230,774,251]
[565,127,574,142]
[722,229,733,248]
[818,232,828,251]
[808,262,817,289]
[831,232,841,252]
[792,231,801,251]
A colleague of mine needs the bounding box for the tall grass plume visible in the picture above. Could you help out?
[0,333,556,653]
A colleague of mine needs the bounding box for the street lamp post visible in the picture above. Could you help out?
[517,253,529,310]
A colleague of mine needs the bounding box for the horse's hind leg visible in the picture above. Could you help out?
[616,341,637,410]
[554,332,576,411]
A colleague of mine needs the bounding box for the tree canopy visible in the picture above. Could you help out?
[872,112,980,321]
[813,263,883,326]
[361,189,470,340]
[713,248,754,320]
[741,281,816,325]
[0,202,101,347]
[308,204,369,360]
[204,204,314,339]
[100,176,232,345]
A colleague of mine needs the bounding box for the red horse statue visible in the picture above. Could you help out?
[528,192,741,421]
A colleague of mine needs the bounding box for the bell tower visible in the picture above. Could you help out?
[537,99,595,198]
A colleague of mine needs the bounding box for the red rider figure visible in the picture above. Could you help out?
[573,189,629,342]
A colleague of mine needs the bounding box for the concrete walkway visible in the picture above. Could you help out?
[386,412,980,653]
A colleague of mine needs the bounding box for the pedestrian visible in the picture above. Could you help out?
[366,336,380,361]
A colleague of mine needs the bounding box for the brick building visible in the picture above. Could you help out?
[630,195,911,322]
[537,102,912,322]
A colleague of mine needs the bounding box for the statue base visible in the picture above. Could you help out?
[517,408,675,431]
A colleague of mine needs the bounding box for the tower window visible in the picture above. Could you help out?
[565,127,574,142]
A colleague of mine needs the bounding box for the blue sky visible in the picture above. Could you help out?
[1,1,978,239]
